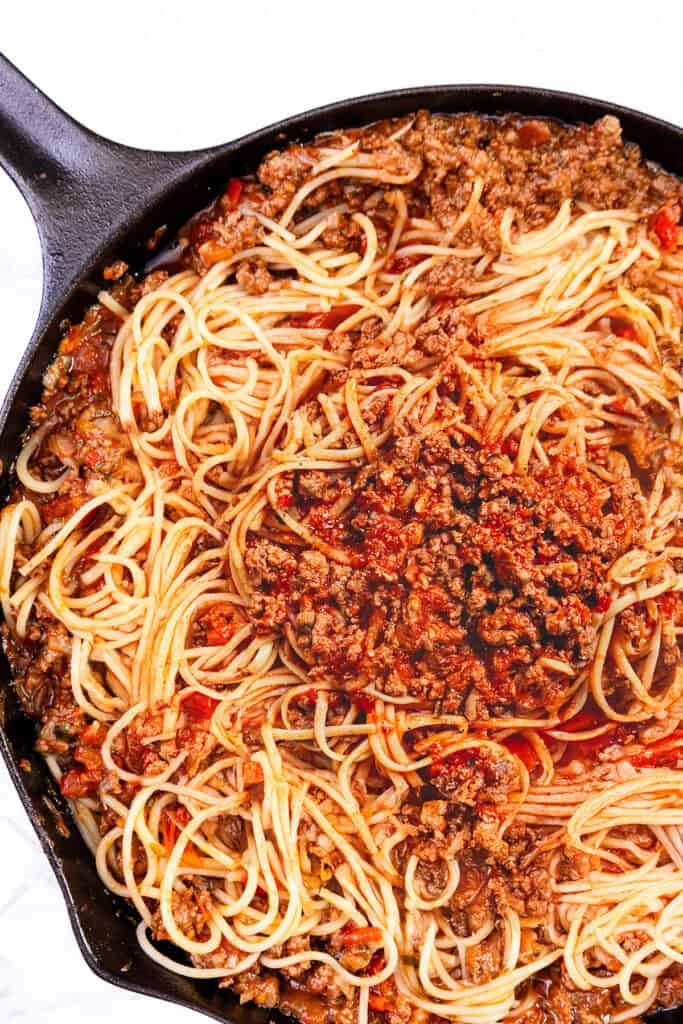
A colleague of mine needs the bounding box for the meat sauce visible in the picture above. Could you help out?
[247,429,643,716]
[3,108,682,1024]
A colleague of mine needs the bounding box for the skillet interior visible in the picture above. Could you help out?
[1,75,682,1023]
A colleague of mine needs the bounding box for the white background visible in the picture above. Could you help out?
[0,2,681,1021]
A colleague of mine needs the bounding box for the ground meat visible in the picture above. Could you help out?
[268,935,313,978]
[450,860,496,933]
[3,608,72,719]
[197,213,263,267]
[398,798,470,866]
[258,145,317,210]
[141,269,169,295]
[509,859,554,918]
[618,602,656,657]
[657,965,683,1008]
[415,860,449,901]
[422,257,478,299]
[419,799,448,833]
[428,748,516,805]
[193,938,253,976]
[235,257,272,295]
[246,538,298,630]
[295,469,352,504]
[465,929,502,984]
[231,969,281,1006]
[33,706,85,756]
[246,538,298,586]
[111,705,214,781]
[118,709,167,776]
[174,722,217,777]
[533,969,638,1024]
[246,423,644,714]
[151,885,212,943]
[351,328,421,370]
[320,211,364,252]
[277,984,337,1024]
[409,111,681,247]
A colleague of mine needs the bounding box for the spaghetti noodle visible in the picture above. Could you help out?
[2,110,683,1024]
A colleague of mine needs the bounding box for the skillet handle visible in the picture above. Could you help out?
[0,53,209,330]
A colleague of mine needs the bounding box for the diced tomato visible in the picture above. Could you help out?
[80,721,106,747]
[610,318,637,341]
[182,691,220,719]
[544,709,616,763]
[203,602,242,647]
[62,738,105,800]
[296,688,319,705]
[82,448,102,469]
[160,809,177,850]
[368,996,393,1013]
[226,178,243,208]
[206,622,233,648]
[289,304,361,330]
[60,767,100,798]
[651,208,679,251]
[243,761,264,786]
[340,925,383,947]
[428,745,497,779]
[517,120,551,148]
[161,803,191,850]
[428,745,462,777]
[175,804,191,827]
[454,862,489,907]
[502,735,539,771]
[610,394,630,414]
[657,592,680,620]
[555,717,633,765]
[631,730,683,768]
[161,805,202,862]
[73,744,104,772]
[41,481,91,524]
[159,459,181,479]
[352,692,375,714]
[276,492,295,509]
[367,951,385,974]
[501,436,519,457]
[430,293,455,313]
[178,847,208,868]
[551,709,606,733]
[199,240,235,266]
[384,253,423,274]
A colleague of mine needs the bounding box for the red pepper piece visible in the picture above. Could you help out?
[340,925,383,947]
[631,730,683,767]
[651,208,679,251]
[182,691,220,719]
[501,735,539,771]
[60,767,100,798]
[226,178,243,208]
[290,304,361,330]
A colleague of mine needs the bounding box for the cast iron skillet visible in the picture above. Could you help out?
[1,51,682,1023]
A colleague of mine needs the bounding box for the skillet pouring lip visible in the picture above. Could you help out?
[0,79,682,1024]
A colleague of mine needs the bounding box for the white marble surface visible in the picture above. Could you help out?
[1,2,682,1020]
